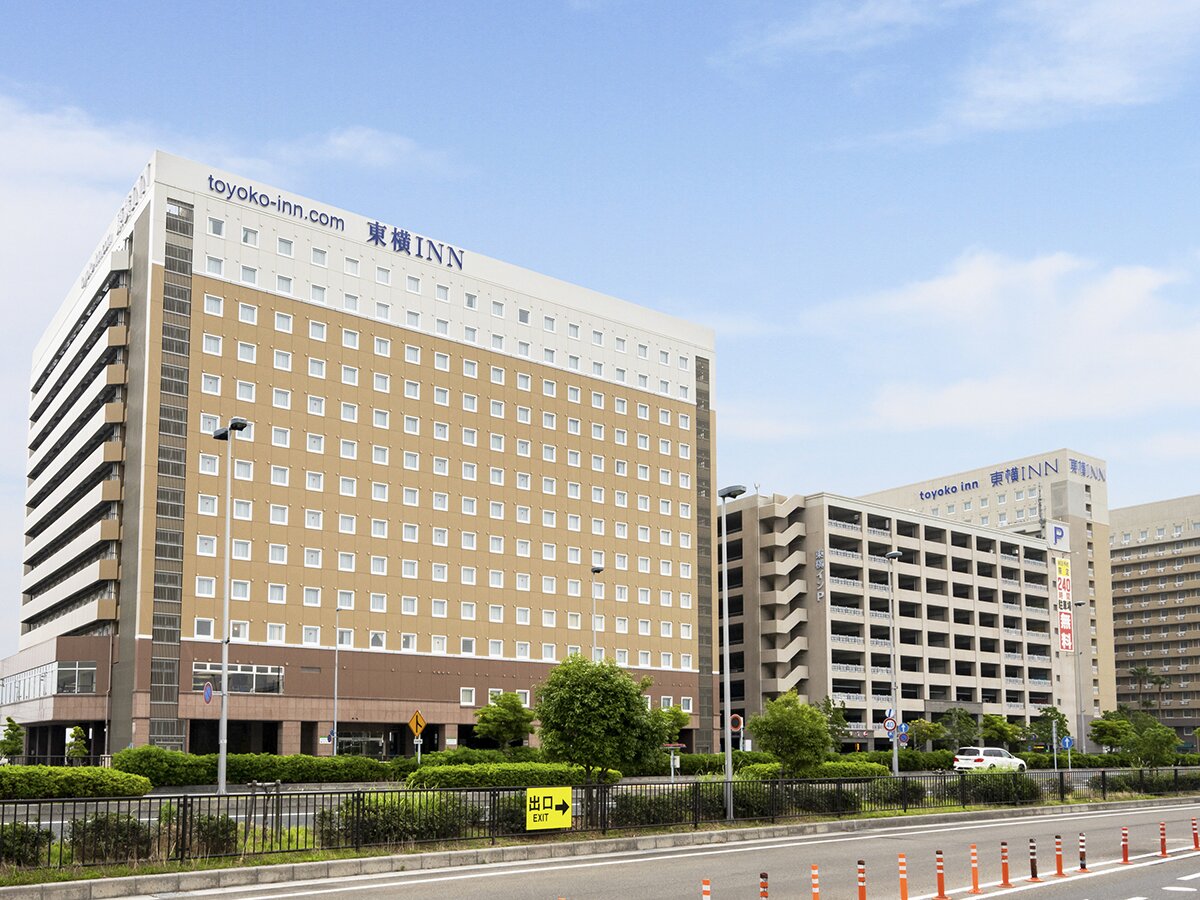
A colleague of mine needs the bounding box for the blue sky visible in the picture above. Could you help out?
[2,1,1200,652]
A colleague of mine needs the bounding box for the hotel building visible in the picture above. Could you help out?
[720,492,1067,748]
[1109,495,1200,746]
[1,152,716,759]
[862,449,1115,748]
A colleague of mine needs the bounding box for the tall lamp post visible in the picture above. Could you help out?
[333,607,340,756]
[1074,600,1088,753]
[718,484,746,820]
[885,549,903,776]
[212,416,248,796]
[590,565,604,661]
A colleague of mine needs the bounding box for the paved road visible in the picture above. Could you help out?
[141,801,1200,899]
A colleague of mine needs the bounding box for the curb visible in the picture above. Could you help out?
[2,796,1193,899]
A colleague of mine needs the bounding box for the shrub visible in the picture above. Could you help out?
[0,765,151,799]
[1098,770,1200,795]
[843,749,953,771]
[69,812,153,864]
[678,751,775,776]
[487,795,529,835]
[610,789,693,827]
[815,760,891,778]
[315,792,479,846]
[406,762,619,789]
[389,755,420,781]
[737,762,782,781]
[192,813,238,856]
[964,772,1043,805]
[792,783,862,814]
[865,777,927,808]
[0,821,53,865]
[113,747,391,787]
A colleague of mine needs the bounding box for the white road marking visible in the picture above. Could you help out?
[1180,871,1200,880]
[1163,888,1197,892]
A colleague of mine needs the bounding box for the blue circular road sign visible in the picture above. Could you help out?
[1061,736,1075,750]
[202,681,213,704]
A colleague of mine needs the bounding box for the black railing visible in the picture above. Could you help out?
[0,754,112,768]
[2,768,1200,868]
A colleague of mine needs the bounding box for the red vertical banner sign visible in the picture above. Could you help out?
[1056,558,1073,651]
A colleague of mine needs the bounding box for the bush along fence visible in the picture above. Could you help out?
[5,767,1200,869]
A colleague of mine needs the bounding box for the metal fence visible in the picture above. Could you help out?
[0,755,112,768]
[3,767,1200,869]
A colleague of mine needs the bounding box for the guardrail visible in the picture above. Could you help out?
[3,768,1200,868]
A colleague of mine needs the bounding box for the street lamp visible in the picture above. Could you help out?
[885,549,903,776]
[333,607,340,757]
[590,565,604,661]
[1074,600,1088,753]
[211,415,248,796]
[718,484,746,821]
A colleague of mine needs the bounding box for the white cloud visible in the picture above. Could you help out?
[945,0,1200,131]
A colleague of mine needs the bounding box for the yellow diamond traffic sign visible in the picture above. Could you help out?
[525,786,572,830]
[408,709,426,737]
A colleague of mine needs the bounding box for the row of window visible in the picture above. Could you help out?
[194,569,695,603]
[200,239,694,370]
[190,618,694,669]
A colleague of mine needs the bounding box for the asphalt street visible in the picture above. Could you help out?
[135,801,1200,900]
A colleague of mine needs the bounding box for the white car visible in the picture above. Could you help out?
[952,746,1027,772]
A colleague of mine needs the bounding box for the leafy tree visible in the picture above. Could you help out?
[905,718,945,752]
[535,656,673,782]
[936,708,978,749]
[1192,726,1200,753]
[815,696,850,746]
[980,714,1023,750]
[1089,716,1135,752]
[66,726,89,762]
[745,691,831,777]
[473,692,536,750]
[1129,722,1181,767]
[0,718,24,758]
[1028,707,1071,749]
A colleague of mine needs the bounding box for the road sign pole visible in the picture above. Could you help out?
[414,736,422,765]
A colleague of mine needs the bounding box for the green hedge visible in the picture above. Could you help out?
[0,766,151,799]
[963,772,1044,805]
[0,821,53,865]
[69,812,153,864]
[738,760,891,781]
[1097,769,1200,795]
[406,762,620,789]
[315,792,480,846]
[678,751,776,776]
[842,749,954,771]
[1017,751,1137,769]
[112,747,390,786]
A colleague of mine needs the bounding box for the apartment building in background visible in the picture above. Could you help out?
[719,492,1071,750]
[1110,495,1200,747]
[862,450,1114,749]
[0,152,716,759]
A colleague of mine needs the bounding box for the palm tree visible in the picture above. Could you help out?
[1149,673,1170,718]
[1129,665,1154,709]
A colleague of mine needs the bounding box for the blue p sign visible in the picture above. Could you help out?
[1053,525,1065,544]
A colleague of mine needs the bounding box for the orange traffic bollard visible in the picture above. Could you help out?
[808,865,817,900]
[933,849,950,900]
[1193,818,1199,851]
[701,878,711,898]
[1162,822,1169,858]
[1028,838,1041,882]
[999,841,1012,887]
[1122,826,1130,864]
[898,852,909,900]
[761,871,770,900]
[1055,835,1066,877]
[1079,833,1088,872]
[968,843,981,894]
[857,859,867,900]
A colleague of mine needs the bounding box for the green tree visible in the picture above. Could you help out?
[980,714,1023,750]
[0,717,24,758]
[65,725,89,763]
[905,718,946,752]
[1192,726,1200,753]
[745,691,831,777]
[1148,674,1170,717]
[1128,665,1154,709]
[1089,716,1135,752]
[815,696,851,747]
[1028,707,1071,749]
[535,656,668,782]
[936,708,978,749]
[473,692,536,750]
[1129,722,1181,767]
